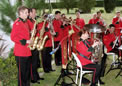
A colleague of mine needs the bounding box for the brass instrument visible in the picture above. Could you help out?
[28,19,37,50]
[37,20,48,50]
[28,17,44,50]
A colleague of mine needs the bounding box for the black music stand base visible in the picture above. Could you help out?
[54,69,77,86]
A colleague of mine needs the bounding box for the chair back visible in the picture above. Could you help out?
[72,52,82,69]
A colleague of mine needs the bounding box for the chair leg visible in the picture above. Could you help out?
[76,68,79,84]
[98,80,100,86]
[79,71,83,86]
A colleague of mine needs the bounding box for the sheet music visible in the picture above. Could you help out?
[112,36,119,49]
[118,45,122,50]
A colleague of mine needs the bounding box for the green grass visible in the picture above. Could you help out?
[31,55,122,86]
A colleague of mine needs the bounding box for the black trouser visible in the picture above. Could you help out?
[15,56,31,86]
[31,49,40,81]
[41,47,52,72]
[83,64,101,84]
[54,41,62,65]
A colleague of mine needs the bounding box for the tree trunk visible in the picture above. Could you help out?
[66,8,69,14]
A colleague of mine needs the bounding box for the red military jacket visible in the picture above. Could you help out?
[53,19,64,42]
[112,17,122,36]
[88,18,96,24]
[11,18,31,56]
[73,18,85,32]
[76,39,93,66]
[103,33,116,52]
[27,18,35,31]
[63,24,71,38]
[37,21,52,47]
[94,17,104,26]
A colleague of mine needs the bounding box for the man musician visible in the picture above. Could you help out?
[112,11,122,59]
[27,8,44,83]
[11,6,32,86]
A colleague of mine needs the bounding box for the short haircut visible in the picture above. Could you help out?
[109,24,115,28]
[17,6,28,15]
[55,11,61,15]
[78,28,88,37]
[97,11,101,14]
[28,8,36,13]
[75,10,81,14]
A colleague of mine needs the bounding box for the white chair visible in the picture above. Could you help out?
[72,52,100,86]
[104,46,117,65]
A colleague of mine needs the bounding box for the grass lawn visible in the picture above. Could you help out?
[31,7,122,86]
[31,55,122,86]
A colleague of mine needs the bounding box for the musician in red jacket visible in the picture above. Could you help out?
[27,8,43,83]
[112,11,122,36]
[11,6,32,86]
[73,10,85,32]
[76,29,104,86]
[103,24,119,55]
[37,16,55,73]
[95,11,106,26]
[88,13,97,24]
[53,11,64,66]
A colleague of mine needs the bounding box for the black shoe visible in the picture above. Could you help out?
[44,70,50,73]
[99,80,105,85]
[49,69,56,72]
[82,77,90,85]
[38,77,44,80]
[90,83,97,86]
[31,80,40,84]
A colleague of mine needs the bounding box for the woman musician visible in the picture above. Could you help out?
[76,28,105,86]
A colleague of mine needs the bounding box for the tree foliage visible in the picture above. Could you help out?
[0,0,22,34]
[104,0,116,13]
[58,0,77,14]
[77,0,96,13]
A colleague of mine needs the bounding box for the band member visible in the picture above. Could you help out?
[27,8,44,83]
[53,11,64,66]
[112,11,122,36]
[11,6,32,86]
[76,29,104,86]
[73,10,85,32]
[37,14,55,73]
[88,13,97,24]
[103,24,119,55]
[95,11,106,26]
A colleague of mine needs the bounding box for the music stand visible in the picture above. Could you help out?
[106,45,122,78]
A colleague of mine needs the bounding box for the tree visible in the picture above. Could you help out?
[104,0,116,13]
[58,0,77,14]
[0,0,22,34]
[77,0,96,13]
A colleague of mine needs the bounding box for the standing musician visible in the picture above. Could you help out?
[37,14,55,73]
[11,6,32,86]
[27,8,44,83]
[53,11,64,66]
[76,28,105,86]
[103,24,119,56]
[88,13,97,24]
[112,11,122,59]
[73,10,85,32]
[95,11,106,26]
[112,11,122,36]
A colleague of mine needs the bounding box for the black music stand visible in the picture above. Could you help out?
[54,66,77,86]
[106,45,122,78]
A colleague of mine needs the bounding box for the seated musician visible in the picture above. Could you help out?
[76,28,104,86]
[103,24,119,56]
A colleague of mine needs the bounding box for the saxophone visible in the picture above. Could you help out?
[37,20,48,50]
[28,19,37,50]
[28,17,43,50]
